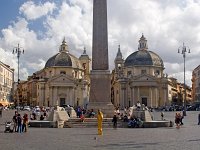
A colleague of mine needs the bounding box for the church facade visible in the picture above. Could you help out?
[24,39,91,108]
[111,35,169,109]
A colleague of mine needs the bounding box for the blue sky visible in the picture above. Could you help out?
[0,0,25,29]
[1,0,200,86]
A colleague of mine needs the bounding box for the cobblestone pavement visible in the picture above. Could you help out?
[0,110,200,150]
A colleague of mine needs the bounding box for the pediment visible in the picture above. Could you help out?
[133,74,156,82]
[49,74,74,84]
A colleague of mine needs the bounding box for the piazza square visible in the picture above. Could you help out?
[1,0,200,150]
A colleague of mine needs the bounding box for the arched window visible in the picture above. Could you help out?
[60,71,66,74]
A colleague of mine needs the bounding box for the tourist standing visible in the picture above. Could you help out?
[17,114,22,133]
[198,113,200,125]
[112,114,118,128]
[97,109,103,135]
[136,101,141,110]
[180,113,184,125]
[77,107,82,118]
[175,113,181,128]
[116,107,120,116]
[12,111,18,132]
[22,113,28,132]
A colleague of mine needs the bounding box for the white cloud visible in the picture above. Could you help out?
[45,0,93,53]
[1,0,200,87]
[19,1,56,20]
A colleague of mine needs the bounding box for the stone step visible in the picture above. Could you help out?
[64,118,127,128]
[68,118,112,122]
[144,111,153,122]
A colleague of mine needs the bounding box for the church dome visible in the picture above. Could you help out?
[45,53,72,68]
[124,35,164,67]
[45,39,82,69]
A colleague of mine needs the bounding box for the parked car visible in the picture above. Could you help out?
[16,106,23,111]
[23,106,31,111]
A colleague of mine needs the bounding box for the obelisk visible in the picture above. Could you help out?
[88,0,114,117]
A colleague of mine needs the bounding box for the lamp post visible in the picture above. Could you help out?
[178,43,190,116]
[13,44,24,111]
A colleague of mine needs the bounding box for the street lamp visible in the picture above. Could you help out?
[178,43,190,116]
[12,44,24,110]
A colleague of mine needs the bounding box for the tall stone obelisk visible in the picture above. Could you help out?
[88,0,114,117]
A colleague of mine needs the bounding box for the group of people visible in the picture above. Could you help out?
[76,107,97,122]
[112,107,144,128]
[175,112,184,128]
[12,111,28,133]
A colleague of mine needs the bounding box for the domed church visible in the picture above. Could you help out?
[111,35,168,109]
[29,39,90,107]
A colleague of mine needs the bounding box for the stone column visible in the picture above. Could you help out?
[155,88,158,107]
[131,87,135,106]
[137,87,140,102]
[164,88,167,106]
[50,87,53,106]
[88,0,114,117]
[150,88,152,107]
[55,87,58,106]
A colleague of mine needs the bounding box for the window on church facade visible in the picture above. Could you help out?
[127,71,132,77]
[60,71,66,74]
[49,71,52,77]
[75,71,77,78]
[82,63,86,70]
[155,70,160,75]
[142,43,144,48]
[141,70,146,74]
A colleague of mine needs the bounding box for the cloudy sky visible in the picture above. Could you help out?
[0,0,200,86]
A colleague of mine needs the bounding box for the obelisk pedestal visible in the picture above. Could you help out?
[88,0,114,117]
[89,70,114,117]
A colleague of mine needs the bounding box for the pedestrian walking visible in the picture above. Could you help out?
[112,114,118,128]
[161,112,164,120]
[198,113,200,125]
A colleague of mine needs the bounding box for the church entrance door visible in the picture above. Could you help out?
[60,98,65,107]
[141,97,147,106]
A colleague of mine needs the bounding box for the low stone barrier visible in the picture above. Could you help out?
[143,120,173,128]
[29,120,56,128]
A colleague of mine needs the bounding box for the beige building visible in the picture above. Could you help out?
[168,77,192,105]
[0,61,14,106]
[192,65,200,101]
[111,35,168,109]
[18,39,91,107]
[168,77,178,105]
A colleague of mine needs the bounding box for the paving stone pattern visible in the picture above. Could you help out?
[0,110,200,150]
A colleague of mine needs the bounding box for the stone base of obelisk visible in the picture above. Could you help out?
[87,102,115,118]
[88,70,115,118]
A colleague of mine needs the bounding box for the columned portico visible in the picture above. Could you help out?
[127,82,166,108]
